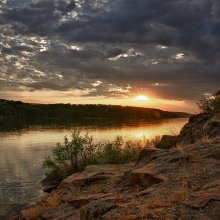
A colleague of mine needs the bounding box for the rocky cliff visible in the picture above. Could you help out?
[11,113,220,220]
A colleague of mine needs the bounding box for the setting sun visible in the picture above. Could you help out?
[135,95,150,101]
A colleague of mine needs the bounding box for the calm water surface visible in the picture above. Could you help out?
[0,118,188,218]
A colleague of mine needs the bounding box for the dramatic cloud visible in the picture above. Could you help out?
[0,0,219,106]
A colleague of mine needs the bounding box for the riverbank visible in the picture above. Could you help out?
[11,113,220,220]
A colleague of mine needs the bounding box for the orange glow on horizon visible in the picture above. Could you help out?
[0,90,198,113]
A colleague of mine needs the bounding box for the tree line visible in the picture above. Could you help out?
[0,99,190,121]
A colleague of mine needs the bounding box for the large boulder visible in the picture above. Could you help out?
[180,113,220,143]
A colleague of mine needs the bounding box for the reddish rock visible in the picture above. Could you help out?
[134,186,156,196]
[184,180,220,208]
[129,163,167,187]
[62,193,114,208]
[80,200,116,220]
[60,171,113,189]
[16,209,32,220]
[40,204,79,220]
[136,148,162,164]
[180,113,220,143]
[190,214,213,220]
[62,195,91,208]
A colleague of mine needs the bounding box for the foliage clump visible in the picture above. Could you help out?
[198,90,220,114]
[43,131,143,179]
[43,130,97,178]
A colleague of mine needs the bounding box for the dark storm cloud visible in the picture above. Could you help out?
[2,0,220,58]
[0,0,219,101]
[2,0,75,35]
[66,0,220,60]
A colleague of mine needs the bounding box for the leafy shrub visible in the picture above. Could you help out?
[96,137,142,164]
[43,131,142,179]
[43,130,97,177]
[198,90,220,114]
[100,136,124,164]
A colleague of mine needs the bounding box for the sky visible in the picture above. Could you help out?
[0,0,219,113]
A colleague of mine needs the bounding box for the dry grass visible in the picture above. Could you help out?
[117,166,194,220]
[113,160,195,220]
[80,175,118,195]
[137,189,189,220]
[176,143,206,186]
[201,135,213,144]
[115,186,189,220]
[176,144,204,164]
[167,184,190,205]
[81,182,106,194]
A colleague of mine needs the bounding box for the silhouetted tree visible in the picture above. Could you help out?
[198,90,220,113]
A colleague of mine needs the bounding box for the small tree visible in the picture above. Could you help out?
[198,90,220,114]
[43,130,97,177]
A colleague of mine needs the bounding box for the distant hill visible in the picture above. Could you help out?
[0,99,190,121]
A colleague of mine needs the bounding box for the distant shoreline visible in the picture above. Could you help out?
[0,99,191,121]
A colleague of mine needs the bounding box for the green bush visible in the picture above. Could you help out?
[198,90,220,114]
[43,131,97,177]
[101,136,124,163]
[43,131,142,179]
